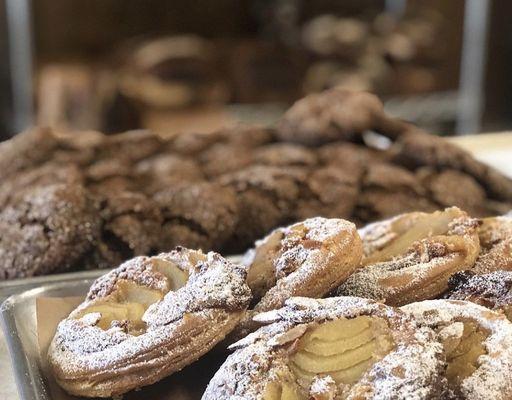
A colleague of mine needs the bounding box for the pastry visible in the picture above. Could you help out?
[48,248,251,397]
[471,215,512,274]
[0,183,101,279]
[402,299,512,399]
[447,271,512,320]
[119,35,227,109]
[237,217,362,336]
[203,296,445,399]
[337,207,480,306]
[155,182,239,251]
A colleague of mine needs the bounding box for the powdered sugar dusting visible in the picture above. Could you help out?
[402,299,512,400]
[204,296,445,400]
[48,248,251,395]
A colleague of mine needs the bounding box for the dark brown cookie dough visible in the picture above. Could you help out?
[276,89,384,145]
[135,153,204,194]
[155,182,239,251]
[0,162,84,209]
[356,163,436,222]
[218,165,305,251]
[93,191,162,269]
[200,143,254,177]
[253,143,317,167]
[97,129,166,162]
[0,183,101,279]
[0,127,60,181]
[417,168,488,216]
[392,128,512,201]
[295,166,360,220]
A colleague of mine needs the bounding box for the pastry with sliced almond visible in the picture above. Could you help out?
[203,296,445,399]
[236,217,362,337]
[336,207,480,306]
[48,247,251,397]
[402,299,512,399]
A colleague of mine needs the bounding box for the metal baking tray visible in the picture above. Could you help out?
[0,255,243,400]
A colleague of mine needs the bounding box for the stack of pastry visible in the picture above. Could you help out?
[2,89,512,280]
[49,208,512,399]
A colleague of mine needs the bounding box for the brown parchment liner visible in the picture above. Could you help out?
[36,297,223,400]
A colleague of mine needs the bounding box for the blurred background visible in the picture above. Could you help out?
[0,0,510,141]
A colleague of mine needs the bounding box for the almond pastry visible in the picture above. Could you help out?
[236,217,362,337]
[48,248,251,397]
[203,296,445,399]
[447,270,512,320]
[402,299,512,399]
[336,207,480,306]
[471,215,512,274]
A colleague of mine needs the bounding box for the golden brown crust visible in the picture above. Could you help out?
[337,207,480,306]
[48,248,251,397]
[402,299,512,400]
[204,297,445,400]
[471,216,512,274]
[235,217,362,337]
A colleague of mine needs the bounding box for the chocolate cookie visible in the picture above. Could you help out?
[295,166,360,220]
[0,183,101,279]
[253,143,317,167]
[92,191,162,269]
[200,143,254,178]
[417,168,488,217]
[0,162,83,209]
[0,127,59,181]
[97,130,165,162]
[155,182,239,251]
[218,165,305,251]
[135,153,204,194]
[356,162,436,222]
[277,89,385,145]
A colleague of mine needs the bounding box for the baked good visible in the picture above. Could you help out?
[0,127,59,181]
[277,89,386,145]
[417,168,488,217]
[447,271,512,320]
[0,183,101,279]
[336,207,480,305]
[155,182,239,251]
[218,166,306,251]
[92,191,162,269]
[472,216,512,274]
[295,167,360,220]
[0,162,83,209]
[253,143,318,167]
[356,162,437,221]
[203,296,445,399]
[48,248,251,397]
[135,153,204,194]
[236,217,362,336]
[402,299,512,399]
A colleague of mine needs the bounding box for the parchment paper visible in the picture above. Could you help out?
[36,297,225,399]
